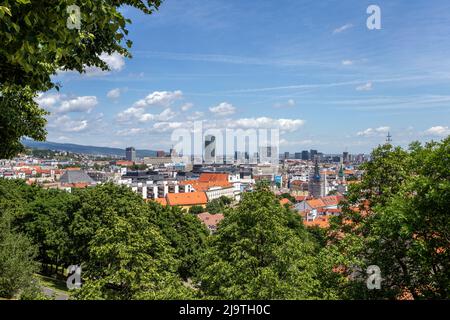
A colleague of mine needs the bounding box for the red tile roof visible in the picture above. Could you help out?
[279,198,291,206]
[295,195,311,202]
[179,180,232,191]
[306,198,326,209]
[166,192,208,206]
[198,173,229,183]
[321,195,342,207]
[115,160,134,167]
[304,216,331,228]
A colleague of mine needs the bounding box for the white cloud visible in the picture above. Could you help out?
[58,96,98,114]
[157,108,177,121]
[228,117,305,132]
[36,93,98,114]
[117,107,177,123]
[356,81,373,91]
[187,111,204,120]
[51,115,89,132]
[60,52,126,76]
[117,107,142,122]
[181,103,194,111]
[274,99,296,108]
[333,23,353,34]
[357,126,390,137]
[107,88,121,99]
[132,90,183,108]
[35,93,62,109]
[423,126,450,137]
[342,60,354,66]
[100,52,125,71]
[209,102,236,116]
[116,128,146,136]
[152,122,186,132]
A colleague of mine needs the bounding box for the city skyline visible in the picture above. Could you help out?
[34,0,450,153]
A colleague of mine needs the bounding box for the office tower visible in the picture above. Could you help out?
[317,152,324,162]
[310,149,318,161]
[125,147,136,162]
[284,152,290,160]
[301,150,309,160]
[294,152,301,160]
[258,146,278,163]
[343,151,349,163]
[204,135,216,163]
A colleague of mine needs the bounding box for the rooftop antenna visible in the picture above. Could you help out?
[386,132,393,143]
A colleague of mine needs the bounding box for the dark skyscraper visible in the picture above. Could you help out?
[125,147,136,162]
[343,151,349,163]
[204,135,216,163]
[301,150,309,160]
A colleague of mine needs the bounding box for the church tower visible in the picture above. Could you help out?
[309,159,323,198]
[338,162,345,183]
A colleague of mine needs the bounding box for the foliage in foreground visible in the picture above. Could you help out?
[329,137,450,299]
[0,136,449,299]
[0,0,162,158]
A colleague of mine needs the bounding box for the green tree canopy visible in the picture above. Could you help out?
[66,183,193,299]
[197,185,323,299]
[206,196,232,214]
[148,202,209,280]
[0,180,39,299]
[329,138,450,299]
[0,0,162,158]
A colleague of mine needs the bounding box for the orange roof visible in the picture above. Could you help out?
[18,168,34,175]
[198,173,229,183]
[179,180,232,191]
[167,192,208,206]
[197,213,224,228]
[321,195,342,207]
[304,216,331,228]
[115,160,134,166]
[306,198,325,209]
[279,198,291,205]
[317,208,342,213]
[295,195,311,202]
[66,167,81,171]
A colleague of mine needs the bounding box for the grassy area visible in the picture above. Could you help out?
[35,274,69,295]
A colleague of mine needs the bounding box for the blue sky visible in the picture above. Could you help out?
[37,0,450,153]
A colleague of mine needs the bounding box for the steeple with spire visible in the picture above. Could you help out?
[313,159,321,182]
[309,159,323,198]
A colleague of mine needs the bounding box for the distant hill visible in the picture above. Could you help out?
[22,139,157,158]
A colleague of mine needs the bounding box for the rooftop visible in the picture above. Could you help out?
[166,192,208,206]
